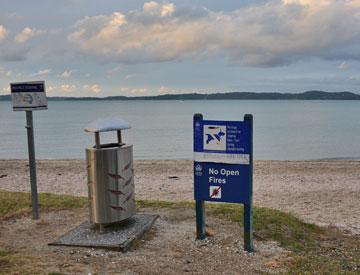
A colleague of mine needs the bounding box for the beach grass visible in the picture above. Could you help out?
[0,190,87,220]
[0,190,359,274]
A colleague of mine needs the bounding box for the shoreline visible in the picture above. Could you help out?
[1,159,359,235]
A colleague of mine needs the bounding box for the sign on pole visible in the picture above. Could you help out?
[11,81,47,111]
[10,81,48,220]
[193,113,253,252]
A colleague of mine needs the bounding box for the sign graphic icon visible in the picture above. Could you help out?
[203,125,226,151]
[195,164,203,176]
[209,186,221,199]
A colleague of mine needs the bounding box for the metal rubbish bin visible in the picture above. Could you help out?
[84,118,135,227]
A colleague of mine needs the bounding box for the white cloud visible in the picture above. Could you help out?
[83,84,101,93]
[143,1,159,13]
[158,86,176,94]
[68,0,360,67]
[58,70,73,78]
[60,84,76,93]
[0,67,12,77]
[31,69,52,77]
[2,86,10,93]
[15,27,45,43]
[338,61,349,70]
[161,3,175,17]
[0,25,7,41]
[124,74,136,80]
[120,87,147,94]
[47,83,101,95]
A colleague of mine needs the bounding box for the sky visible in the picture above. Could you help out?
[1,0,360,97]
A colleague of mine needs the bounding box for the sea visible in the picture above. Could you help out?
[0,100,360,160]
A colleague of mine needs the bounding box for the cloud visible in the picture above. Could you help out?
[0,67,12,77]
[120,87,147,94]
[158,86,176,94]
[83,84,101,93]
[124,74,136,80]
[338,61,349,70]
[15,27,45,43]
[31,69,52,77]
[58,70,73,78]
[0,25,7,41]
[48,83,101,95]
[68,0,360,66]
[0,46,29,62]
[2,86,10,93]
[60,84,76,92]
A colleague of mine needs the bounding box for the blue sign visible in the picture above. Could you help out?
[193,115,252,204]
[193,113,254,252]
[194,119,250,164]
[194,162,251,203]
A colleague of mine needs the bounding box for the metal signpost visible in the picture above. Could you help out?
[10,81,48,219]
[193,113,253,252]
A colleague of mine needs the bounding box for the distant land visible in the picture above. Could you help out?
[1,91,360,101]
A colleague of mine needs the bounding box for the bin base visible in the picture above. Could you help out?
[49,214,158,252]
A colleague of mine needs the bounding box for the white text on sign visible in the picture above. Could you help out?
[208,168,239,184]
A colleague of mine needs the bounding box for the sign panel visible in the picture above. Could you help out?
[194,119,250,164]
[193,116,252,203]
[194,162,251,203]
[11,81,47,111]
[193,113,254,251]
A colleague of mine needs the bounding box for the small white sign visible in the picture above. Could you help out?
[11,81,47,111]
[209,186,222,199]
[203,125,226,151]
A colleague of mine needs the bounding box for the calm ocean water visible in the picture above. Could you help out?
[0,100,360,160]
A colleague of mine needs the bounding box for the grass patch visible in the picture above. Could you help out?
[0,191,359,273]
[0,250,43,275]
[0,190,87,220]
[136,199,360,273]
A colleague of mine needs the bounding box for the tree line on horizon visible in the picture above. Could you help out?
[1,90,360,101]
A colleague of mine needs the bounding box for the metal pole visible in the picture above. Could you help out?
[196,200,206,239]
[25,111,39,219]
[194,113,206,239]
[244,114,253,252]
[117,130,122,144]
[95,132,101,149]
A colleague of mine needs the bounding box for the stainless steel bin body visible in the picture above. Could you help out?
[84,118,135,226]
[86,144,135,224]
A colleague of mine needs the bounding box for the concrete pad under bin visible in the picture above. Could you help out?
[49,214,158,252]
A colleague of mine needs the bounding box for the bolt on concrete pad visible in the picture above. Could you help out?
[49,214,158,252]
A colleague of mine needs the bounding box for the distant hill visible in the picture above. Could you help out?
[1,91,360,101]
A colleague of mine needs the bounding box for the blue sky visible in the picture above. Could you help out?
[1,0,360,97]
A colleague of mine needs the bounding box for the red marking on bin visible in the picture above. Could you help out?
[108,189,125,195]
[122,162,131,172]
[124,178,132,186]
[124,194,132,202]
[110,205,126,211]
[107,172,124,180]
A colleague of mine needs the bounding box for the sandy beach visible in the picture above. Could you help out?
[0,159,359,235]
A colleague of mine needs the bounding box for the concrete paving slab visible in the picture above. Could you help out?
[49,214,158,252]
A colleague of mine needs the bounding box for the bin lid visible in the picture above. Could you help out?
[84,118,131,133]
